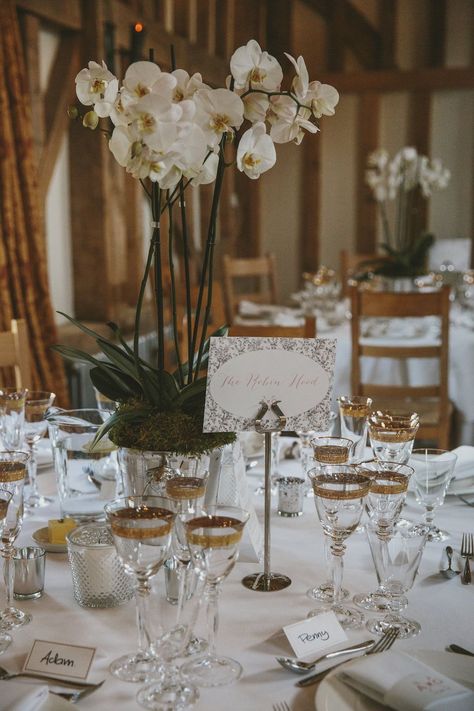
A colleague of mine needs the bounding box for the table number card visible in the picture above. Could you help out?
[23,640,96,681]
[283,611,347,659]
[203,337,337,432]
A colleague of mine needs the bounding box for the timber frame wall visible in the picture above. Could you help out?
[11,0,474,329]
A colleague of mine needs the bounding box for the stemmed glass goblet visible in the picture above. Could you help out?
[0,451,30,630]
[366,523,427,638]
[105,495,176,682]
[353,462,413,612]
[180,505,249,687]
[0,388,27,449]
[410,449,458,541]
[308,466,370,628]
[368,411,419,464]
[0,490,12,653]
[338,396,372,463]
[24,391,56,508]
[306,439,354,603]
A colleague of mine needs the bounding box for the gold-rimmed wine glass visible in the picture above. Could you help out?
[368,411,419,464]
[0,452,30,630]
[24,391,56,508]
[105,496,176,682]
[0,490,12,652]
[306,438,353,603]
[353,462,413,612]
[180,506,249,687]
[0,388,27,450]
[338,396,372,463]
[410,448,458,541]
[308,466,370,628]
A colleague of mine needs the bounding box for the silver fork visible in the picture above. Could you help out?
[273,702,291,711]
[297,627,399,687]
[51,679,105,704]
[460,532,473,585]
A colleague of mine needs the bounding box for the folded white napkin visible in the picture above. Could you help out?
[451,446,474,481]
[338,650,474,711]
[0,681,49,711]
[238,300,274,317]
[272,313,304,327]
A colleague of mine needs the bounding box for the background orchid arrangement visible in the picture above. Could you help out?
[362,146,451,278]
[56,40,338,453]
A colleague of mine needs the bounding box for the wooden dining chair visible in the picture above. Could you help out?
[340,249,390,296]
[222,253,278,322]
[349,284,452,448]
[230,316,316,338]
[0,319,31,388]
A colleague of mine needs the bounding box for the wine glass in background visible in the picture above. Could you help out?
[180,506,249,687]
[306,440,353,603]
[410,449,458,541]
[0,388,27,450]
[93,387,117,422]
[366,523,427,638]
[353,462,413,612]
[308,466,370,628]
[0,451,30,630]
[105,495,176,682]
[338,396,372,463]
[24,391,56,508]
[0,490,12,653]
[368,411,419,464]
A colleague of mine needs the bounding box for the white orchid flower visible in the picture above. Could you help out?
[194,87,244,146]
[172,69,206,101]
[230,39,283,91]
[243,93,270,123]
[268,95,317,144]
[173,124,208,172]
[284,53,309,102]
[121,61,176,109]
[307,81,339,118]
[128,94,182,141]
[237,122,276,179]
[187,153,219,185]
[75,61,118,117]
[109,90,132,126]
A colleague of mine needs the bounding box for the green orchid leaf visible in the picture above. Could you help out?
[51,344,103,368]
[96,340,144,384]
[91,406,151,447]
[56,312,117,344]
[176,324,229,379]
[89,365,142,400]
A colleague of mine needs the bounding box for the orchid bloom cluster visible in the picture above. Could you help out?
[74,39,339,188]
[366,147,451,203]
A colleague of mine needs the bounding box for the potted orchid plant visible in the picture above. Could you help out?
[54,39,338,456]
[361,146,451,282]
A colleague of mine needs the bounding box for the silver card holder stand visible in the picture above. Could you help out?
[242,400,292,592]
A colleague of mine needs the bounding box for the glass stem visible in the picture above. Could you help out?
[2,545,14,610]
[176,560,190,624]
[424,506,435,527]
[135,577,152,655]
[205,581,220,657]
[329,539,345,604]
[27,443,38,498]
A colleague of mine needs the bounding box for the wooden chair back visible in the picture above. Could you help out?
[223,254,278,321]
[0,319,31,388]
[349,284,451,447]
[230,316,316,338]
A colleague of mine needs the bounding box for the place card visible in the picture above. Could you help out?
[203,336,336,432]
[23,640,96,681]
[283,611,347,659]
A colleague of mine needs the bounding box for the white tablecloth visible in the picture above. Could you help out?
[3,462,474,711]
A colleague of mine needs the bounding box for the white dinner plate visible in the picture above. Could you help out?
[32,527,68,554]
[315,649,474,711]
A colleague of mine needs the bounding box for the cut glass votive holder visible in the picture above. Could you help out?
[67,522,134,608]
[276,476,305,517]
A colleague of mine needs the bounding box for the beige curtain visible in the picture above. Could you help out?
[0,0,69,404]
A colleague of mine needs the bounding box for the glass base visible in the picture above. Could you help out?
[0,606,32,630]
[366,613,421,639]
[180,654,242,687]
[0,632,12,654]
[307,583,349,602]
[184,636,208,657]
[353,591,408,612]
[24,493,53,509]
[412,523,449,542]
[137,679,199,710]
[110,651,162,683]
[308,603,364,629]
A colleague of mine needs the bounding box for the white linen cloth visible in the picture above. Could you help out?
[0,681,48,711]
[338,650,474,711]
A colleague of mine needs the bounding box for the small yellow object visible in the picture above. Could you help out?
[48,518,77,545]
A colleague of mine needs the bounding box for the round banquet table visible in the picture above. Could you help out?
[3,458,474,711]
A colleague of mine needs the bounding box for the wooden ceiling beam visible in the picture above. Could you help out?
[315,66,474,93]
[379,0,396,69]
[15,0,81,29]
[428,0,446,68]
